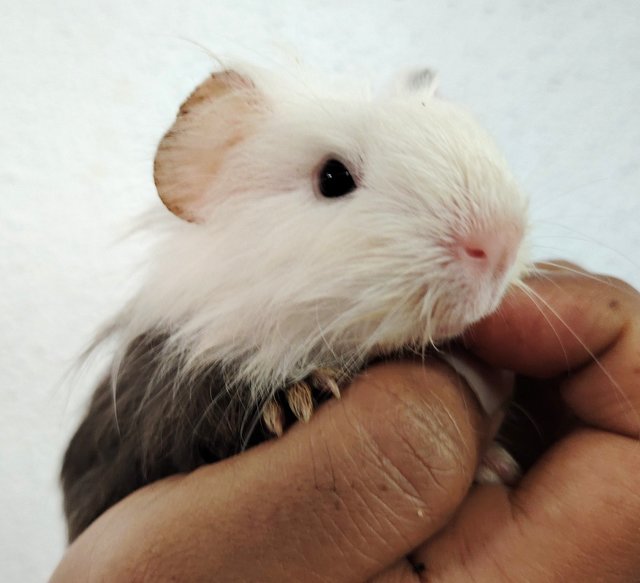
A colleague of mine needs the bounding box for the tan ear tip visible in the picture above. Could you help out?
[164,202,198,223]
[179,70,250,115]
[156,188,200,223]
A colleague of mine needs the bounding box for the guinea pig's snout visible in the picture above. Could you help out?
[456,225,521,278]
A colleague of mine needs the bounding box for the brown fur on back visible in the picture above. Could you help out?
[60,334,269,542]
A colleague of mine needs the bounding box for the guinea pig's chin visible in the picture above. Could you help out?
[430,276,515,342]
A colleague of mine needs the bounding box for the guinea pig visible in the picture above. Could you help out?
[61,64,529,542]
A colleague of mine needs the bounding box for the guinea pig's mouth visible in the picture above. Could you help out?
[422,290,495,342]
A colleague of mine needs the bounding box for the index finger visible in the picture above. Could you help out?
[463,270,640,436]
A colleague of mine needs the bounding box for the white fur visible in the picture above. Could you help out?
[111,64,530,403]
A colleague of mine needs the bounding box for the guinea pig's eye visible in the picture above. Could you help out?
[316,159,357,198]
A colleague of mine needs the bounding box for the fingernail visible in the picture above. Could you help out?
[439,350,514,417]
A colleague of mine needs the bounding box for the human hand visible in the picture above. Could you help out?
[51,357,499,581]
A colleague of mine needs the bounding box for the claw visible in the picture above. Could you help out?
[311,368,341,399]
[475,442,522,486]
[262,399,285,437]
[286,382,314,422]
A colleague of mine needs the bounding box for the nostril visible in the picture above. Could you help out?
[464,246,487,260]
[455,223,522,276]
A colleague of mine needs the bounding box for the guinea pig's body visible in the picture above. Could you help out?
[61,64,529,542]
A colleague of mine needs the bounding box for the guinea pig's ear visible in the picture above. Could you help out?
[384,67,440,98]
[154,70,259,222]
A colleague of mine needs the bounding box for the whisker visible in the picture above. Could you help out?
[517,281,640,436]
[531,176,614,213]
[533,221,640,275]
[525,264,571,294]
[514,280,570,372]
[240,395,267,452]
[313,304,340,364]
[532,261,639,299]
[508,400,545,442]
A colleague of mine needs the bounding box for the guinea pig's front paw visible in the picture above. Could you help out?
[261,369,342,437]
[475,441,522,486]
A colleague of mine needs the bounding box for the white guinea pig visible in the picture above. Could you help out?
[61,64,529,542]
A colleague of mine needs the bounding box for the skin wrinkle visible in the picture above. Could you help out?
[446,376,474,457]
[336,378,427,508]
[300,434,362,582]
[411,364,472,447]
[360,371,466,508]
[391,427,456,504]
[313,410,382,545]
[372,500,420,553]
[304,495,364,583]
[322,430,338,494]
[339,430,419,561]
[317,489,388,583]
[358,434,445,549]
[352,428,424,524]
[426,388,473,467]
[394,396,474,499]
[303,417,390,581]
[342,470,391,550]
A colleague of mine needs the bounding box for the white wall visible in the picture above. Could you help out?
[1,0,638,579]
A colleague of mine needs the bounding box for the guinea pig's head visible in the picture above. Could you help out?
[150,65,529,383]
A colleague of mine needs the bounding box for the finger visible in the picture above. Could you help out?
[464,271,635,376]
[464,271,640,435]
[57,360,500,583]
[413,428,640,582]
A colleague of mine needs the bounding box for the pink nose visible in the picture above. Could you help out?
[458,229,518,276]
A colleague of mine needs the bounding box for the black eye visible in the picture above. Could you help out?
[317,159,357,198]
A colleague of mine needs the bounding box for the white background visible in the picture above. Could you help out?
[1,0,639,579]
